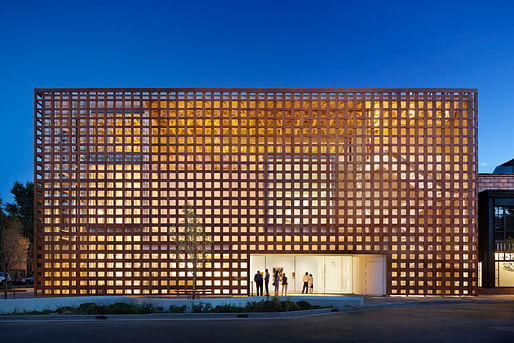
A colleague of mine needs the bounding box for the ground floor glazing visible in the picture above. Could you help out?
[250,254,386,295]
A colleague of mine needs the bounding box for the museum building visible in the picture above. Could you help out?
[34,88,478,296]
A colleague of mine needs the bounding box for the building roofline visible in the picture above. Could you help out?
[479,189,514,196]
[34,87,478,94]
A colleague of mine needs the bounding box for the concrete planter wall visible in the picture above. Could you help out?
[0,295,363,314]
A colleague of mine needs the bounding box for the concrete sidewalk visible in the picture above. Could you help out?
[363,294,514,310]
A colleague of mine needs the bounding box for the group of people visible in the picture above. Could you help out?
[253,270,313,296]
[302,272,314,294]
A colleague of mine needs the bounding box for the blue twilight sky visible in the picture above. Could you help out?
[0,0,513,201]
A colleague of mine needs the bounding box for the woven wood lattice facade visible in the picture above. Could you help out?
[34,88,478,296]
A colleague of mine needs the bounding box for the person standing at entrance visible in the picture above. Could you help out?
[254,270,263,296]
[302,272,309,294]
[281,273,288,296]
[273,270,280,296]
[264,269,270,297]
[308,274,313,293]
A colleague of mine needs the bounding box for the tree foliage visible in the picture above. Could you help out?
[1,200,27,298]
[6,181,34,244]
[171,203,212,294]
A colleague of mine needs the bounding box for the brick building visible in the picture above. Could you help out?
[478,159,514,289]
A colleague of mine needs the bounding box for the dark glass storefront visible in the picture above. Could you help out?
[494,206,514,240]
[479,190,514,288]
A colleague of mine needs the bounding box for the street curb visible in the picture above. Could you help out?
[355,299,514,312]
[0,308,341,321]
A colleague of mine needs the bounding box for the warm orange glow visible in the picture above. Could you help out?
[35,88,478,297]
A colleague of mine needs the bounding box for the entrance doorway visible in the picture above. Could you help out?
[250,254,386,295]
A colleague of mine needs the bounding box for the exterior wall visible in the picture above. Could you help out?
[34,88,478,296]
[478,174,514,192]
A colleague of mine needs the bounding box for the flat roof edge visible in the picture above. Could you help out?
[479,189,514,195]
[34,87,478,94]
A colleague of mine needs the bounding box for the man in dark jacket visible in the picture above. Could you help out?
[264,269,270,297]
[254,270,263,296]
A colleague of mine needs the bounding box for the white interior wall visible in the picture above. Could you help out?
[352,255,364,294]
[295,256,319,292]
[341,256,353,293]
[316,256,325,293]
[325,256,342,293]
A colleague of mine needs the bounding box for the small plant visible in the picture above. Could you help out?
[296,300,313,310]
[191,302,212,313]
[56,306,75,314]
[212,303,244,313]
[77,303,100,314]
[244,297,306,312]
[279,298,300,312]
[169,305,187,313]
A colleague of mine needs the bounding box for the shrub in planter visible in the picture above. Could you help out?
[296,300,313,310]
[77,303,100,314]
[212,303,244,313]
[279,298,300,312]
[169,305,187,313]
[192,302,213,313]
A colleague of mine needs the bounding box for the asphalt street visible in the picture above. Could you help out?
[1,303,514,343]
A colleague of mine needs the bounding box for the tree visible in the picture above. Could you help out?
[1,201,27,298]
[5,181,34,276]
[6,181,34,244]
[170,203,212,298]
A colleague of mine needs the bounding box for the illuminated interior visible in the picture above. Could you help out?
[250,254,386,295]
